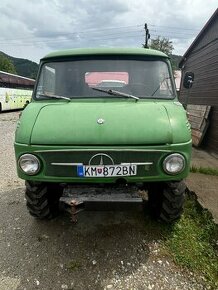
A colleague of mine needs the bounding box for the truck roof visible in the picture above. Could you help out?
[42,48,168,60]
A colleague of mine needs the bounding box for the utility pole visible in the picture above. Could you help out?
[144,23,150,48]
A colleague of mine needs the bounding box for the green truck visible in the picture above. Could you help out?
[14,48,192,222]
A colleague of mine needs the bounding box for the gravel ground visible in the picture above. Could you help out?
[0,111,23,189]
[0,111,208,290]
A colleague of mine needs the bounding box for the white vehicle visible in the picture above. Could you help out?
[0,71,35,112]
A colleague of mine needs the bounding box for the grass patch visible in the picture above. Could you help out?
[67,260,81,271]
[190,165,218,176]
[162,195,218,288]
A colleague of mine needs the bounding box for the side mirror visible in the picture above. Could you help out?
[183,71,194,89]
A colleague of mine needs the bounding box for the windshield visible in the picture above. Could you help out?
[35,57,175,100]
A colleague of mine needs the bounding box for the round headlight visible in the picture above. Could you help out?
[18,154,40,175]
[163,153,185,175]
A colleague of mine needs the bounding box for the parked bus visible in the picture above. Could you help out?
[0,71,35,112]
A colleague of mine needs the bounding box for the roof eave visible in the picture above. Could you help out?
[179,8,218,68]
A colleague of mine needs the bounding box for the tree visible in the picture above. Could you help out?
[149,36,174,56]
[170,54,182,70]
[0,53,17,74]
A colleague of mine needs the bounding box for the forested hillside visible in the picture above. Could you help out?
[0,51,39,79]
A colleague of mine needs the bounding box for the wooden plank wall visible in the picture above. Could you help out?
[187,105,211,146]
[179,16,218,154]
[179,40,218,105]
[180,15,218,105]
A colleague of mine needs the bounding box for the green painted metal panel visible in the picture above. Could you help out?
[14,48,192,184]
[42,48,168,61]
[30,101,171,145]
[15,100,191,146]
[14,141,192,183]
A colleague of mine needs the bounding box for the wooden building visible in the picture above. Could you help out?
[179,8,218,155]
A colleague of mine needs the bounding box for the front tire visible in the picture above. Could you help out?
[25,181,63,219]
[147,181,186,223]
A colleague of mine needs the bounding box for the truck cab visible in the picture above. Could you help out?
[15,48,192,222]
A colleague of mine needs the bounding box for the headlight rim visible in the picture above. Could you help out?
[18,153,40,175]
[163,153,185,175]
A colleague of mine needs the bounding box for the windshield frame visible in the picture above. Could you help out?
[33,55,177,101]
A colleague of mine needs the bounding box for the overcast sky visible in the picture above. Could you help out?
[0,0,217,63]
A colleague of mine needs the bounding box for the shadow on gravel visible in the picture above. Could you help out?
[27,211,152,289]
[1,188,171,290]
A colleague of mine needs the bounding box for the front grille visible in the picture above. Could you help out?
[38,150,167,177]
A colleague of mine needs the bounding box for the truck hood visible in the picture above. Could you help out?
[29,101,172,145]
[15,100,191,146]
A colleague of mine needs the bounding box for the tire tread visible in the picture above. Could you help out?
[25,181,62,219]
[147,180,186,223]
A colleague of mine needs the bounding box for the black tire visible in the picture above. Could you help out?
[147,181,186,223]
[25,181,63,219]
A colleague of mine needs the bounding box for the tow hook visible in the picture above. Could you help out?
[69,200,84,224]
[59,185,143,224]
[60,197,85,224]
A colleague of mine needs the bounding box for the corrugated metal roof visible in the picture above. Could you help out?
[0,71,35,86]
[0,70,35,82]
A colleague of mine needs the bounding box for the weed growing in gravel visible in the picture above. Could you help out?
[190,166,218,176]
[163,194,218,288]
[67,260,81,271]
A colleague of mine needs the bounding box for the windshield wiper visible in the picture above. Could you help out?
[91,87,139,101]
[151,77,172,96]
[38,93,71,101]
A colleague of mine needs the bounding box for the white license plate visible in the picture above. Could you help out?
[77,165,137,177]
